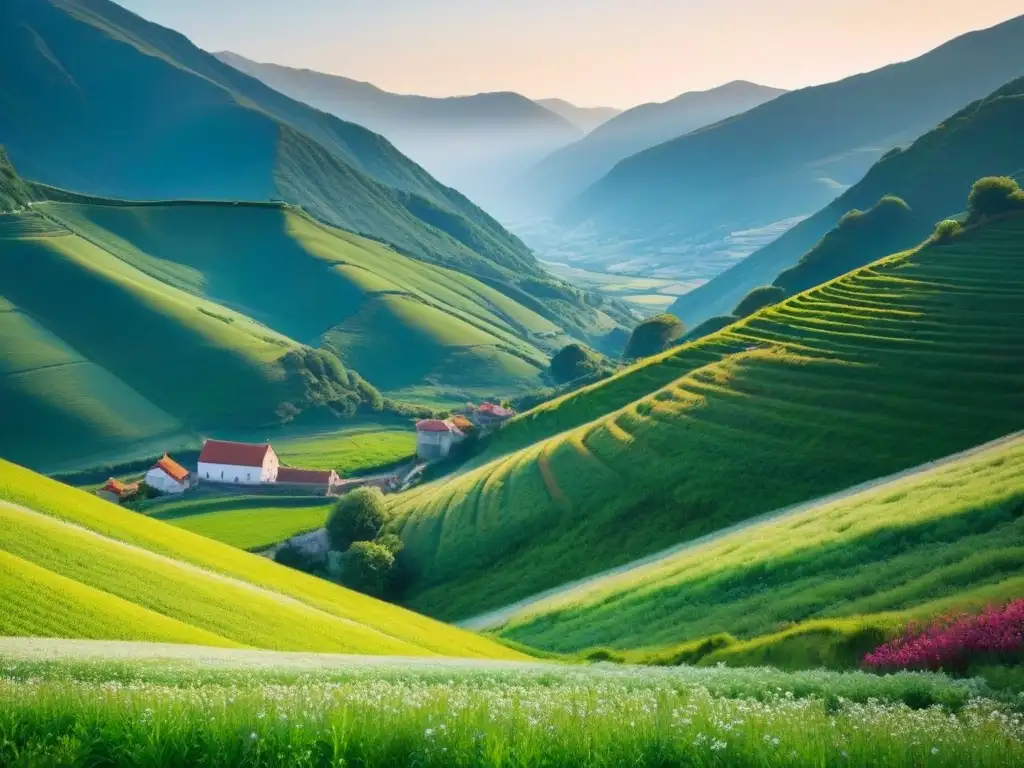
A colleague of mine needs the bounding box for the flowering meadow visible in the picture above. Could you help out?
[1,652,1023,767]
[865,600,1024,673]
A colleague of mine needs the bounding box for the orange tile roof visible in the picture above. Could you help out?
[449,414,474,431]
[153,454,189,483]
[102,478,138,496]
[199,440,273,467]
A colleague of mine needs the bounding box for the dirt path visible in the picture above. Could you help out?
[458,431,1023,631]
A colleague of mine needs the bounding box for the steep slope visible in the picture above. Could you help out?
[496,434,1024,656]
[0,459,526,659]
[389,213,1024,620]
[672,75,1024,325]
[535,99,621,133]
[0,0,537,281]
[0,149,34,213]
[0,189,563,471]
[565,16,1024,278]
[215,52,583,214]
[516,81,785,212]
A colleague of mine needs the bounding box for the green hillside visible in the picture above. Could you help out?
[497,435,1024,658]
[565,16,1024,282]
[0,458,526,659]
[0,183,568,471]
[0,149,33,213]
[389,213,1024,621]
[672,74,1024,325]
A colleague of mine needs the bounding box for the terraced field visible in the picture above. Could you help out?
[0,459,526,660]
[151,495,335,551]
[495,434,1024,661]
[390,214,1024,621]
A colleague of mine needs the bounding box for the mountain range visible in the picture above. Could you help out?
[214,52,587,214]
[535,99,621,133]
[560,14,1024,282]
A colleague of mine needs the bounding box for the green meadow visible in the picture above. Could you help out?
[496,435,1024,662]
[390,214,1024,621]
[0,458,525,660]
[275,426,416,475]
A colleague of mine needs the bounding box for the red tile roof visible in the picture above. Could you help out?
[277,467,339,485]
[152,454,189,483]
[416,419,458,433]
[198,440,273,467]
[479,402,514,418]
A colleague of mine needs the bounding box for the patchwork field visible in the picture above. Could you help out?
[0,458,525,660]
[494,434,1024,661]
[1,644,1022,768]
[149,495,335,551]
[389,214,1024,621]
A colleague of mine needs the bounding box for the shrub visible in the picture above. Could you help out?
[549,343,603,384]
[326,487,389,551]
[933,219,963,241]
[734,285,786,318]
[339,541,396,597]
[623,314,686,360]
[967,176,1024,222]
[863,601,1024,674]
[274,542,320,573]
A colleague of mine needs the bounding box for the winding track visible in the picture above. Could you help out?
[458,430,1024,631]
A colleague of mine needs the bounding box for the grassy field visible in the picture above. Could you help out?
[495,435,1024,659]
[0,647,1021,767]
[0,197,563,471]
[148,496,336,552]
[389,214,1024,621]
[0,458,526,660]
[275,426,416,475]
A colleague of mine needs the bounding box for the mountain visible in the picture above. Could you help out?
[0,149,34,213]
[514,81,786,212]
[389,209,1024,621]
[0,457,525,658]
[0,170,577,471]
[495,434,1024,663]
[215,52,584,213]
[563,15,1024,282]
[535,99,621,133]
[0,0,539,282]
[670,75,1024,324]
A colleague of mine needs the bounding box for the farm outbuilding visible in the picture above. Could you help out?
[145,454,192,494]
[97,478,138,504]
[198,439,279,485]
[276,467,342,493]
[415,419,465,460]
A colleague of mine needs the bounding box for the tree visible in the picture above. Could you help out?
[339,541,395,596]
[549,343,602,383]
[325,487,389,551]
[734,285,786,318]
[967,177,1024,222]
[933,219,963,241]
[622,314,686,360]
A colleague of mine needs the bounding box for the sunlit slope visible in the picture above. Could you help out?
[41,201,557,398]
[498,435,1024,652]
[0,459,527,660]
[390,215,1024,620]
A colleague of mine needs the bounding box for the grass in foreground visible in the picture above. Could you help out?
[150,496,335,551]
[391,214,1024,620]
[0,651,1020,767]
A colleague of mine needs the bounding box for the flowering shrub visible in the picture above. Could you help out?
[864,601,1024,673]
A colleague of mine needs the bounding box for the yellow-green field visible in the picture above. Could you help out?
[0,458,526,660]
[496,435,1024,664]
[389,215,1024,621]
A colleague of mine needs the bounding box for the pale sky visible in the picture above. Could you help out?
[114,0,1023,108]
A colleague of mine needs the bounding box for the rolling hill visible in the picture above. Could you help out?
[0,0,544,284]
[671,75,1024,325]
[535,99,621,133]
[388,210,1024,621]
[215,52,584,214]
[0,174,572,471]
[494,434,1024,663]
[0,457,525,659]
[514,81,785,213]
[562,15,1024,280]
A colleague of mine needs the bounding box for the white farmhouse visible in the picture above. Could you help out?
[144,454,192,494]
[197,439,279,485]
[415,419,465,460]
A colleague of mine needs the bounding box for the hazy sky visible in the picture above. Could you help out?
[114,1,1022,108]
